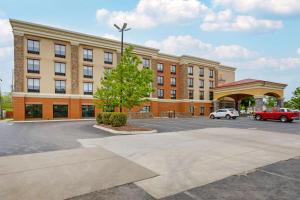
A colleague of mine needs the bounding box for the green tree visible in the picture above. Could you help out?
[265,96,277,108]
[287,87,300,109]
[94,46,154,112]
[240,96,255,112]
[1,93,13,111]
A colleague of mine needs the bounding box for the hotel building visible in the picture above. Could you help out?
[10,19,286,120]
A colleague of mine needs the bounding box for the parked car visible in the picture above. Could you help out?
[254,108,300,122]
[209,108,239,119]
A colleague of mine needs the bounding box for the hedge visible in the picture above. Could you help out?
[96,113,103,124]
[110,113,127,127]
[102,112,113,125]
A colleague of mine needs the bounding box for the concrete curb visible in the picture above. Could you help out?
[13,119,96,123]
[93,124,157,134]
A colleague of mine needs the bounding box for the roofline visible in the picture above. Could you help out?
[217,79,287,89]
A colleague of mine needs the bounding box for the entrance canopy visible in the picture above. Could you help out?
[214,79,287,111]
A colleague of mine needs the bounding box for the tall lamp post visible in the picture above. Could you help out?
[0,79,3,119]
[114,23,131,56]
[113,23,131,112]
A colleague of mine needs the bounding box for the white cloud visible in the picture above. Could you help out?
[145,35,255,59]
[96,0,208,28]
[297,48,300,56]
[213,0,300,15]
[201,10,282,32]
[0,46,13,58]
[244,57,300,70]
[102,33,119,41]
[0,18,12,45]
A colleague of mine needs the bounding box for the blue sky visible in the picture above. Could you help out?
[0,0,300,99]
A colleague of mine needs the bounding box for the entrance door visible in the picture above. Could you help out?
[82,105,95,118]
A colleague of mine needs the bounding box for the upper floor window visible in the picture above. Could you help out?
[27,39,40,54]
[200,91,204,100]
[188,90,194,99]
[55,62,66,76]
[170,90,176,99]
[27,59,40,74]
[157,63,164,72]
[209,91,214,100]
[209,80,214,89]
[83,49,93,62]
[104,52,113,64]
[170,65,176,74]
[157,76,164,86]
[157,89,164,99]
[170,77,176,86]
[199,68,204,77]
[83,66,93,78]
[55,80,66,94]
[83,82,93,95]
[188,78,193,87]
[143,58,150,68]
[199,79,204,88]
[209,69,214,78]
[27,78,40,93]
[55,44,66,58]
[188,66,193,75]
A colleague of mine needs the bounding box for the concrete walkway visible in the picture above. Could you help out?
[79,128,300,199]
[0,147,157,200]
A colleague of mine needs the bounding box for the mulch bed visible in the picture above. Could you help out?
[98,124,153,132]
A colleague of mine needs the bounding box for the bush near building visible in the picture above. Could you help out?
[96,112,127,127]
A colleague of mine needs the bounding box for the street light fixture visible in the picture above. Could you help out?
[114,23,131,56]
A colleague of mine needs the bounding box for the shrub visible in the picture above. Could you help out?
[96,113,103,124]
[110,113,127,127]
[102,112,113,125]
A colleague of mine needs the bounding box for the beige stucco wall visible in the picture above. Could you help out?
[217,68,235,86]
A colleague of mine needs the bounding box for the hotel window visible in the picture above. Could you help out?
[54,44,66,58]
[141,106,150,113]
[170,65,176,74]
[27,78,40,93]
[188,66,193,75]
[53,105,68,118]
[199,79,204,88]
[27,59,40,73]
[84,82,93,95]
[82,105,95,118]
[170,90,176,99]
[143,58,150,68]
[199,68,204,77]
[25,104,42,119]
[83,49,93,62]
[188,90,194,99]
[157,63,164,72]
[55,62,66,76]
[157,89,164,99]
[209,69,214,78]
[189,106,194,115]
[188,78,193,87]
[200,91,204,100]
[209,80,214,89]
[170,77,176,86]
[27,39,40,54]
[157,76,164,86]
[200,107,205,116]
[55,80,66,94]
[209,91,214,100]
[83,66,93,78]
[104,52,113,64]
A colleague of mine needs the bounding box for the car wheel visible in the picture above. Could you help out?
[255,115,262,120]
[210,115,215,119]
[232,117,236,119]
[280,116,288,123]
[225,114,231,120]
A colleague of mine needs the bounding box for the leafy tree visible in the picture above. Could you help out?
[94,46,154,112]
[240,96,255,112]
[265,96,277,108]
[1,93,13,111]
[286,87,300,109]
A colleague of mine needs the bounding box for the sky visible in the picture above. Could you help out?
[0,0,300,99]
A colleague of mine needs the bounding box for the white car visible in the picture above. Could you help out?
[209,108,239,119]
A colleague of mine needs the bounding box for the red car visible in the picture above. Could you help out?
[254,108,300,122]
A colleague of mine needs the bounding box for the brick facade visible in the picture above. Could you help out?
[13,34,24,92]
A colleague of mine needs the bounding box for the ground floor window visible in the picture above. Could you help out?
[53,105,68,118]
[200,107,205,116]
[82,105,95,118]
[210,107,214,113]
[141,106,150,113]
[189,106,194,115]
[25,104,42,118]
